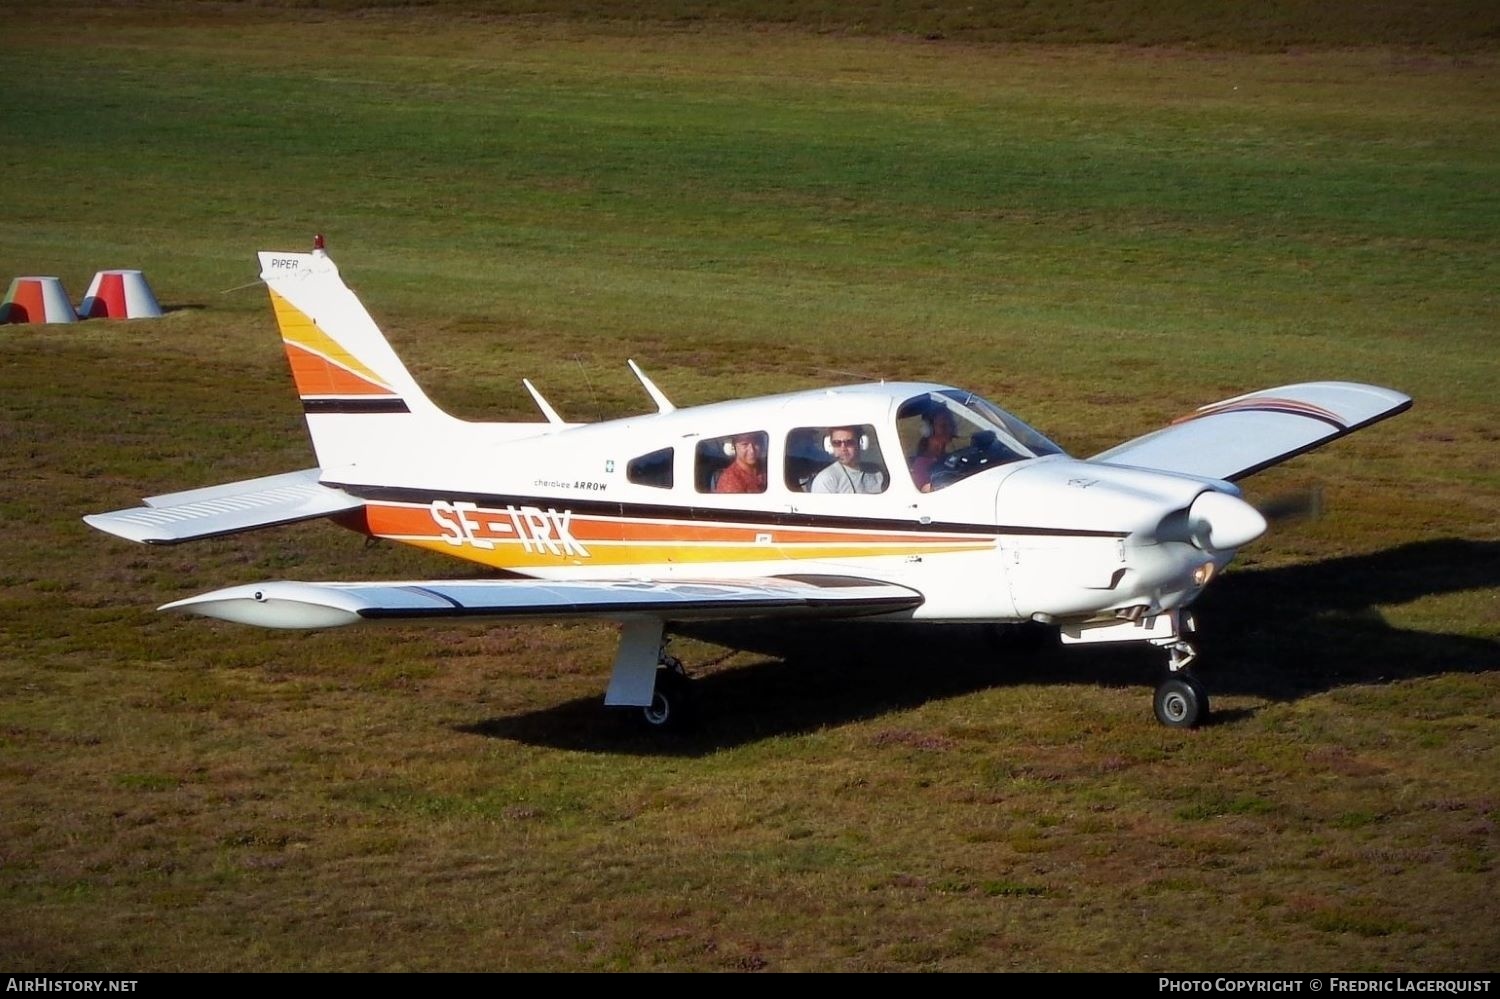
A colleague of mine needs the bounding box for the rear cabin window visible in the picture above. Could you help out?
[696,431,768,494]
[626,448,674,489]
[784,425,888,494]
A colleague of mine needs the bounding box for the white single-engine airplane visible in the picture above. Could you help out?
[86,239,1411,729]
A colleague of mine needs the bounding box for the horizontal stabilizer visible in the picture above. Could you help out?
[85,468,363,544]
[1091,382,1411,482]
[161,574,925,629]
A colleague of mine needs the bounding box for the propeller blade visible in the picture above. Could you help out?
[1255,487,1324,525]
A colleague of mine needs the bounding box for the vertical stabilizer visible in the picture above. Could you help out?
[258,244,455,469]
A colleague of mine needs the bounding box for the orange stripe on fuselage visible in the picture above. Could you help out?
[358,501,994,569]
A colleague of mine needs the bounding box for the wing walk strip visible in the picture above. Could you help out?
[399,585,464,610]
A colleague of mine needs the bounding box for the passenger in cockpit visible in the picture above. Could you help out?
[810,427,885,494]
[714,432,768,494]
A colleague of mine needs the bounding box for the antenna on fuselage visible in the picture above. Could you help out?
[522,378,564,425]
[627,359,675,414]
[571,355,603,423]
[816,367,886,383]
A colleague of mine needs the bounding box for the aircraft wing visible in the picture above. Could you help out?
[160,574,925,629]
[84,468,363,544]
[1090,381,1411,482]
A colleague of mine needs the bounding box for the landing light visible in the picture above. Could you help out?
[1192,562,1216,587]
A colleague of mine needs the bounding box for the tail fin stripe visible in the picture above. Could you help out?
[283,342,400,398]
[302,398,412,414]
[269,290,394,391]
[258,246,469,470]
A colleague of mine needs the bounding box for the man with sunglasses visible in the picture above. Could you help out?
[810,426,886,494]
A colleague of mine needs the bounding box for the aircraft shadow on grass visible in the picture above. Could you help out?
[462,537,1500,755]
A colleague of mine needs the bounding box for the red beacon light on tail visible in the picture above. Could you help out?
[312,233,327,256]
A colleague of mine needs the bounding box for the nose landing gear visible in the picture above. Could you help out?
[1153,669,1209,728]
[1151,616,1208,728]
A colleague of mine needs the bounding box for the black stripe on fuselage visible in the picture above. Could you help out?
[328,483,1128,539]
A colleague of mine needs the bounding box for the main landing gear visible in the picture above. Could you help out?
[605,618,697,732]
[640,652,694,731]
[1152,639,1209,729]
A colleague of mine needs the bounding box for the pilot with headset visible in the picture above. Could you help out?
[910,408,957,492]
[810,426,886,494]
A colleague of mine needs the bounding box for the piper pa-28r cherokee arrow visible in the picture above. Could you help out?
[87,239,1411,729]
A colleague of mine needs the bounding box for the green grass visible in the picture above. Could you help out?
[0,2,1497,972]
[143,0,1500,52]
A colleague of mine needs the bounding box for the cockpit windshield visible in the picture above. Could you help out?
[897,389,1066,492]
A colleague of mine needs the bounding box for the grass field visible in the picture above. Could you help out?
[1,2,1497,972]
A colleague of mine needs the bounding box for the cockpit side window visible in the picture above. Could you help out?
[897,391,1062,492]
[626,448,674,489]
[697,431,769,494]
[785,425,888,494]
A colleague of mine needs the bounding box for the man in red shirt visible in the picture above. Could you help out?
[714,432,767,493]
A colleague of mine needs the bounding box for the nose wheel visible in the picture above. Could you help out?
[1147,617,1208,727]
[1153,667,1209,728]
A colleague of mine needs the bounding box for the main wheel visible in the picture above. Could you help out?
[641,666,694,731]
[1153,673,1209,729]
